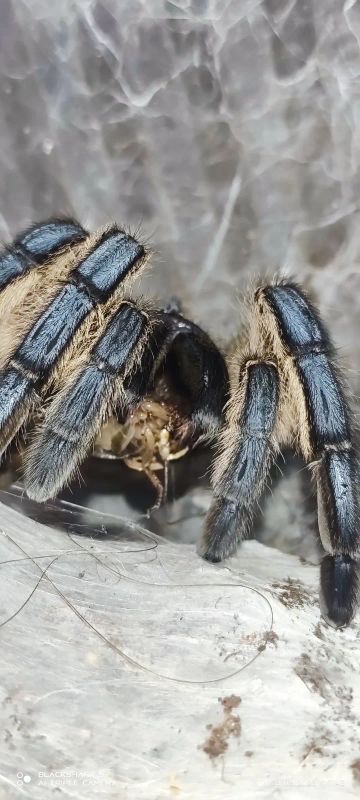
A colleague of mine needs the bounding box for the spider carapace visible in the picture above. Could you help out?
[0,218,358,629]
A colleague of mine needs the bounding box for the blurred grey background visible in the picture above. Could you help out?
[1,0,359,362]
[1,0,359,556]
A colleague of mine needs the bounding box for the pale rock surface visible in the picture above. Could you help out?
[0,491,359,800]
[0,1,359,364]
[0,0,357,548]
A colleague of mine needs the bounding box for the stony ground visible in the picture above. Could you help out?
[0,491,359,799]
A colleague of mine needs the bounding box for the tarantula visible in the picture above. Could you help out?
[0,218,358,629]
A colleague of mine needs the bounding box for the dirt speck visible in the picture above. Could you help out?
[301,739,325,762]
[258,630,279,652]
[220,694,241,713]
[272,578,315,608]
[200,695,241,761]
[294,653,330,699]
[313,622,325,640]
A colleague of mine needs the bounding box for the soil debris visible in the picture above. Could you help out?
[200,695,241,761]
[272,578,315,609]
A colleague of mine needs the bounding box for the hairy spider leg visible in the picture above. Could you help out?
[24,302,149,501]
[0,218,87,290]
[260,283,359,627]
[0,227,146,457]
[201,360,279,561]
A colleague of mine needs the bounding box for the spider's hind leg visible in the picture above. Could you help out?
[259,282,359,627]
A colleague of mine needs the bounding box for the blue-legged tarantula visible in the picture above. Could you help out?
[0,218,358,629]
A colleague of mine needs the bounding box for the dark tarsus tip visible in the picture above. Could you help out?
[201,497,250,563]
[320,554,358,628]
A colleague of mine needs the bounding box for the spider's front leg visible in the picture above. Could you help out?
[24,301,152,500]
[0,219,147,457]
